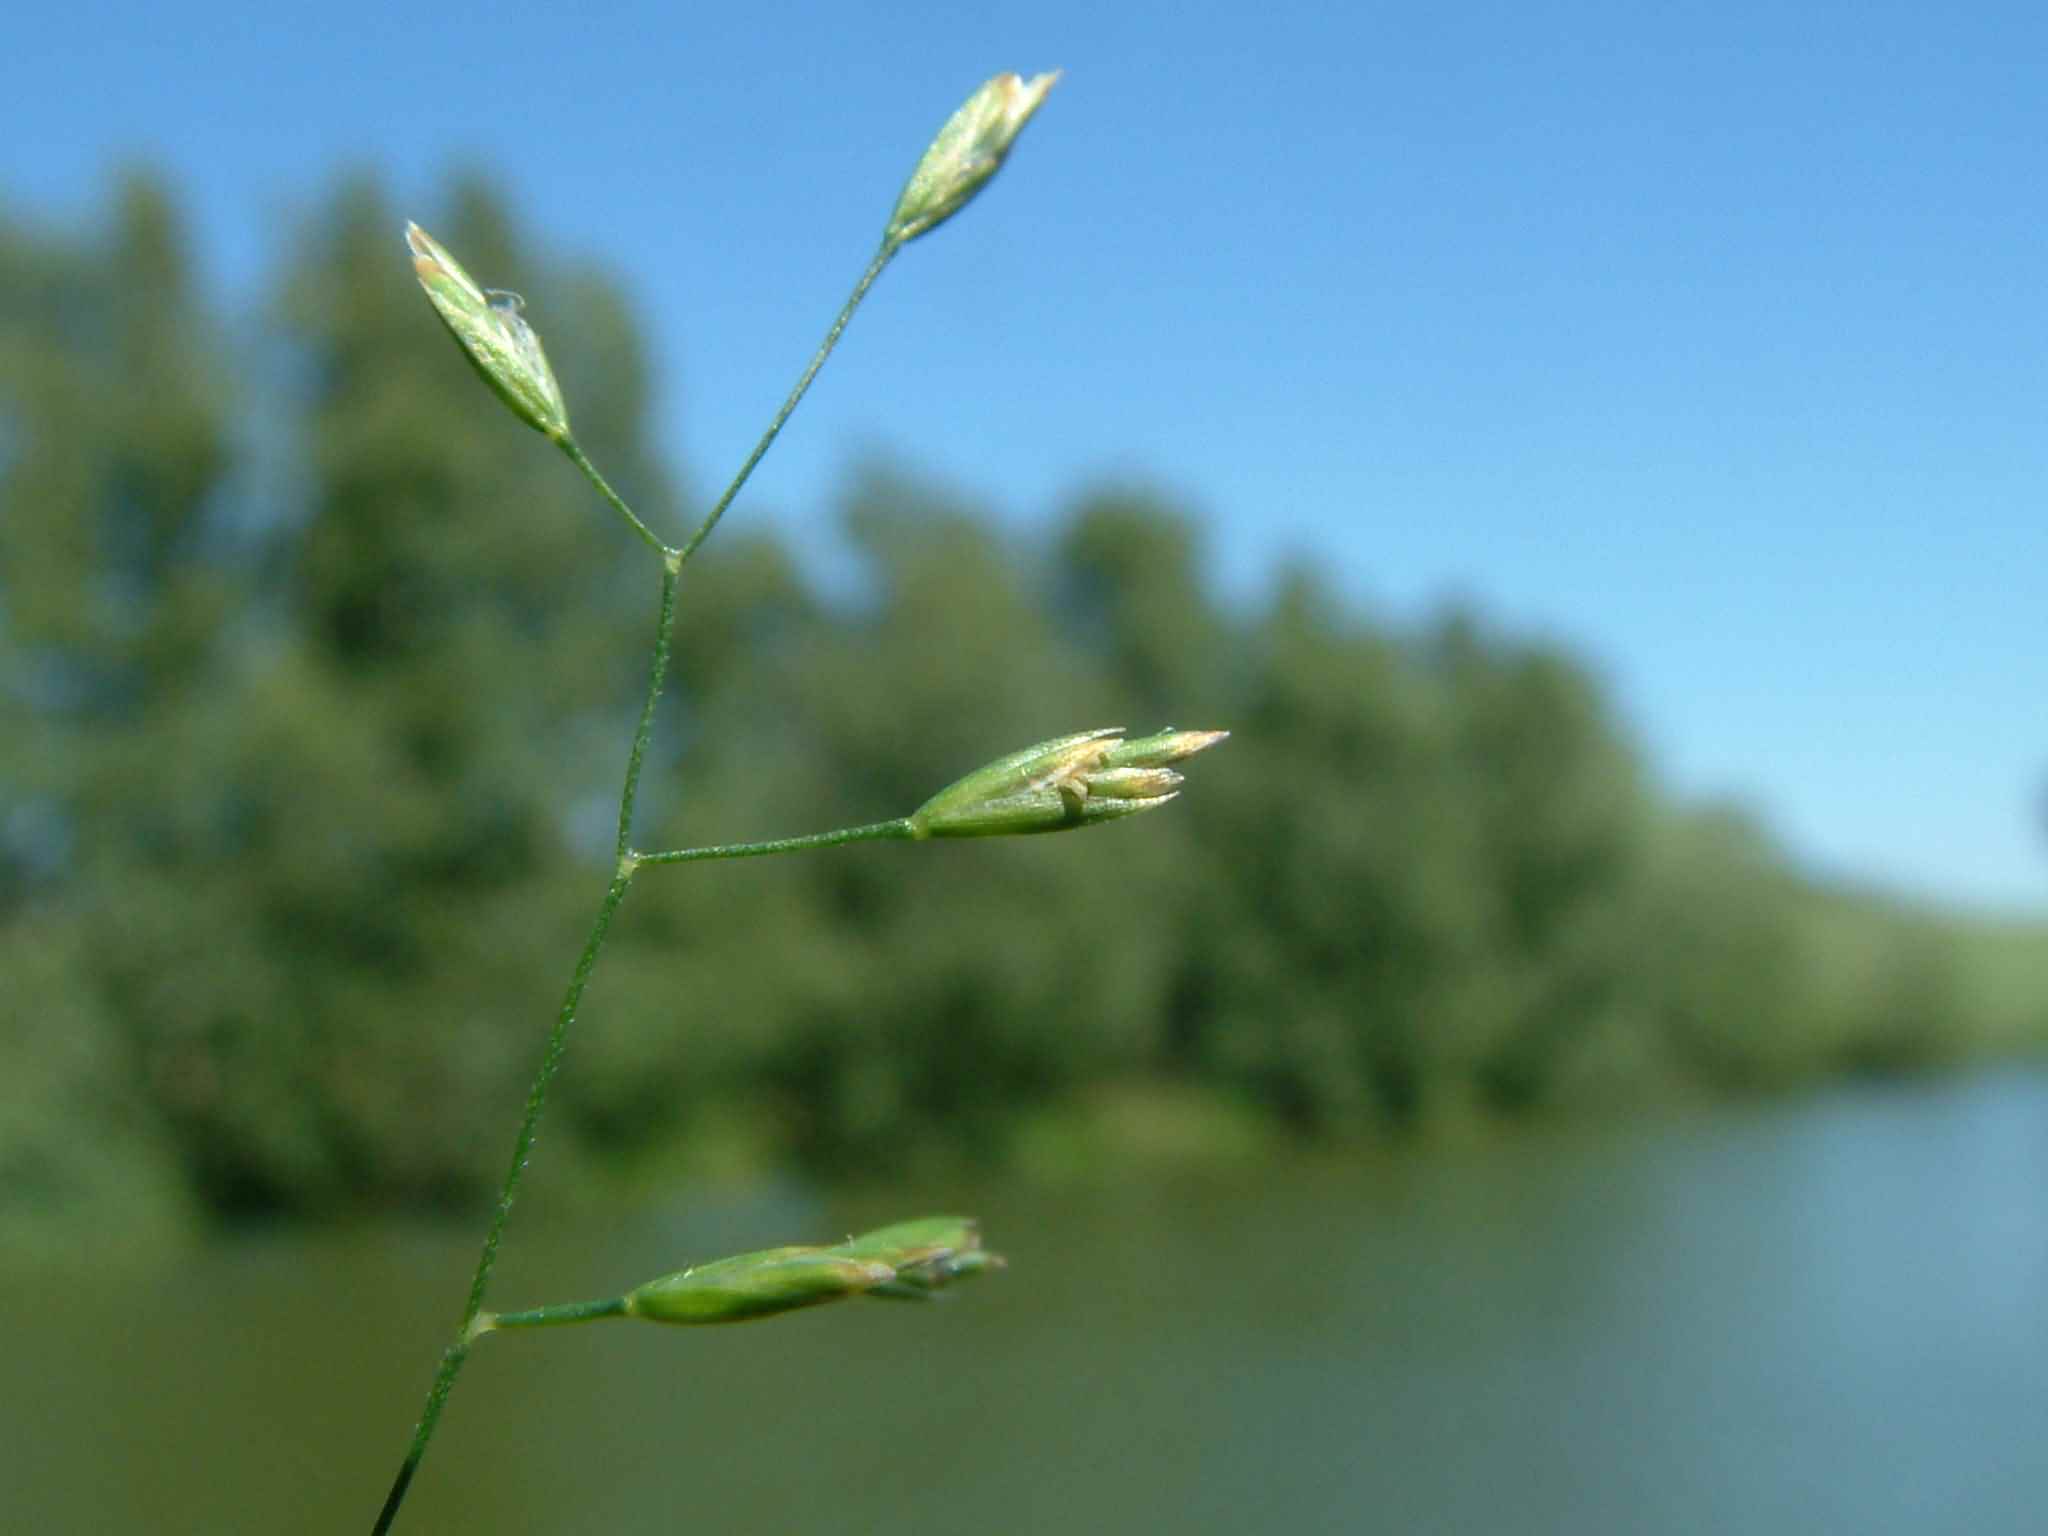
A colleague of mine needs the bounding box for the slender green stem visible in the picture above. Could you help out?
[370,563,679,1536]
[463,561,677,1328]
[559,436,674,557]
[636,818,916,866]
[368,1342,468,1536]
[674,243,896,568]
[616,559,683,862]
[479,1296,633,1332]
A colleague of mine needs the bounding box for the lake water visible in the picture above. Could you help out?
[7,1068,2046,1533]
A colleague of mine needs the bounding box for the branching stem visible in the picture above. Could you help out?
[370,244,894,1536]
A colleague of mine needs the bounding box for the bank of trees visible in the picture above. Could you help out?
[2,174,2037,1245]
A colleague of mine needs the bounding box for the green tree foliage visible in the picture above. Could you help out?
[1,172,2032,1244]
[2,172,674,1230]
[2,172,233,1246]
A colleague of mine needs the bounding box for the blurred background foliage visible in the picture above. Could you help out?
[3,172,2044,1253]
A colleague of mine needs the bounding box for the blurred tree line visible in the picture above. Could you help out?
[3,173,2043,1248]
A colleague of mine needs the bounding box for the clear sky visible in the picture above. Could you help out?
[7,0,2044,913]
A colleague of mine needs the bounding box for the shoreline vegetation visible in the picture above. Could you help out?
[3,169,2045,1257]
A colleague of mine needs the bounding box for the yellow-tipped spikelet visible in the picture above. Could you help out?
[907,727,1228,838]
[884,72,1060,249]
[620,1217,1007,1322]
[405,222,570,442]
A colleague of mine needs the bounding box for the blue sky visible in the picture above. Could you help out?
[7,1,2044,912]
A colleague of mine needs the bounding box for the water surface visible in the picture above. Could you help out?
[7,1069,2045,1533]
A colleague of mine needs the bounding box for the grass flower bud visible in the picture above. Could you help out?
[1099,729,1232,771]
[884,72,1059,249]
[907,727,1226,838]
[624,1245,894,1325]
[405,222,570,442]
[833,1215,982,1269]
[1085,766,1185,801]
[833,1215,1005,1301]
[871,1247,1007,1300]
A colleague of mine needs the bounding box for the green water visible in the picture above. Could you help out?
[8,1069,2046,1533]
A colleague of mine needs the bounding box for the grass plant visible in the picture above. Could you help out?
[366,74,1223,1534]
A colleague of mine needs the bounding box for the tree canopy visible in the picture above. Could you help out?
[2,172,2039,1249]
